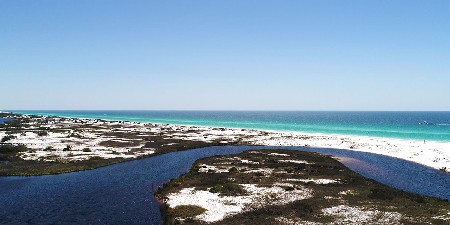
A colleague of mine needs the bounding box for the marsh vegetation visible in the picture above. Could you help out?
[157,149,450,225]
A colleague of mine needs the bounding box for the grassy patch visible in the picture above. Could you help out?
[0,144,28,154]
[1,135,15,142]
[99,140,140,148]
[171,205,207,218]
[209,183,247,196]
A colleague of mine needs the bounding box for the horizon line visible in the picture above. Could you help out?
[5,109,450,112]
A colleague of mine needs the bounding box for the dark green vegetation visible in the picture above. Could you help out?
[171,205,207,219]
[0,114,235,176]
[0,141,222,176]
[209,183,247,196]
[0,138,130,176]
[157,149,450,225]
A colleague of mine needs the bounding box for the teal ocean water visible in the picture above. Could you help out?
[11,110,450,142]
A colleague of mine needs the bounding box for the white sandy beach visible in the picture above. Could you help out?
[159,122,450,172]
[1,115,449,172]
[247,130,450,172]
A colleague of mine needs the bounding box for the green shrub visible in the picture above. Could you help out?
[228,167,239,173]
[37,131,48,136]
[1,135,15,142]
[89,156,103,160]
[432,219,448,225]
[368,188,396,200]
[254,172,265,177]
[44,146,55,151]
[408,194,427,204]
[194,186,208,191]
[291,201,315,216]
[0,144,28,153]
[170,205,206,218]
[283,186,295,191]
[209,183,246,196]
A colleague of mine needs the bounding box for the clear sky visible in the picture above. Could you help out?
[1,0,449,110]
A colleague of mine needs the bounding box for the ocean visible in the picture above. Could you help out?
[11,110,450,142]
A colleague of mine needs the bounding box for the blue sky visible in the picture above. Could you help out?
[1,0,449,110]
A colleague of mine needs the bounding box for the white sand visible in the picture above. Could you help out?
[321,205,402,224]
[278,159,314,164]
[285,178,341,185]
[268,153,290,157]
[275,217,323,225]
[166,183,313,222]
[246,131,450,172]
[165,123,450,171]
[243,168,274,176]
[198,164,233,173]
[2,115,449,171]
[240,159,260,164]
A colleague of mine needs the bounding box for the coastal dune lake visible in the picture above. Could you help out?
[0,146,449,225]
[0,118,14,124]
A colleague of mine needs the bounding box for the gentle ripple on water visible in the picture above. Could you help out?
[0,146,449,225]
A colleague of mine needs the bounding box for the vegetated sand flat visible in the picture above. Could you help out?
[0,113,235,175]
[156,149,450,225]
[1,113,449,176]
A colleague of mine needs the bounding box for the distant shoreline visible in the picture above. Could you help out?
[2,113,449,173]
[12,110,450,142]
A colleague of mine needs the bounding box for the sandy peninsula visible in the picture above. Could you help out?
[156,149,450,224]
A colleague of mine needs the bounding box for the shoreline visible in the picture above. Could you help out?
[6,113,450,173]
[12,111,450,143]
[251,129,450,172]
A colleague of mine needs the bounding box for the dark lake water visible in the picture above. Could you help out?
[0,118,13,124]
[0,146,449,225]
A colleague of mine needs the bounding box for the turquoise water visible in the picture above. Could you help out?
[11,110,450,142]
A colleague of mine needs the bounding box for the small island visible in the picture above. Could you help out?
[156,149,450,224]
